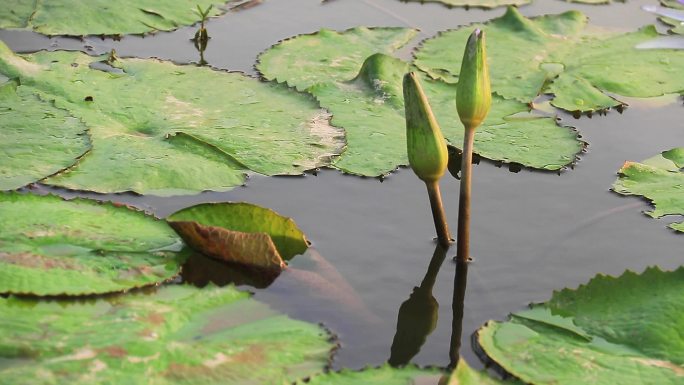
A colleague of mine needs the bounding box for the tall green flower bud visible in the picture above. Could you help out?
[456,29,491,129]
[404,72,448,183]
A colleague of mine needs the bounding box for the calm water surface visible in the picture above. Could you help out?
[2,0,683,372]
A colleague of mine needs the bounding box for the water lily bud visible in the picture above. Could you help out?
[456,29,491,129]
[404,72,449,183]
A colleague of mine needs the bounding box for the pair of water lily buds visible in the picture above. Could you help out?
[405,29,490,258]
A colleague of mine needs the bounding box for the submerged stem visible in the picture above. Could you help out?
[426,180,451,248]
[456,127,475,262]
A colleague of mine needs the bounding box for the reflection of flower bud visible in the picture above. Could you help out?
[404,72,448,183]
[456,29,491,129]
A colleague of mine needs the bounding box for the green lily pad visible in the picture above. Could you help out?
[294,360,513,385]
[294,364,442,384]
[657,1,684,35]
[0,192,185,296]
[167,202,309,272]
[448,359,521,385]
[414,7,684,113]
[0,284,334,384]
[0,82,90,191]
[257,27,419,92]
[0,0,228,36]
[0,41,343,195]
[400,0,530,8]
[476,267,684,384]
[612,148,684,233]
[258,28,581,174]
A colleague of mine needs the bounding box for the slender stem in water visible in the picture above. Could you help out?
[456,127,476,262]
[426,180,451,249]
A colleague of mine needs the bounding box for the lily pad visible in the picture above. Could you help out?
[167,202,309,273]
[294,360,512,385]
[294,364,441,384]
[612,148,684,232]
[257,27,419,92]
[476,267,684,384]
[0,0,228,36]
[0,41,343,195]
[414,7,684,113]
[447,359,520,385]
[0,192,184,296]
[258,27,582,175]
[400,0,530,8]
[0,82,90,191]
[652,1,684,34]
[0,284,334,384]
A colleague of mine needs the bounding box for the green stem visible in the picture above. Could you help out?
[426,180,451,248]
[456,127,475,262]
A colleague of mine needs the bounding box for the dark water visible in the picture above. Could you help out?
[2,0,683,373]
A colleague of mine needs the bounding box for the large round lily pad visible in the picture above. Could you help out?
[476,267,684,384]
[0,0,228,36]
[414,7,684,113]
[612,148,684,233]
[0,41,343,195]
[0,192,184,296]
[0,284,334,384]
[258,27,581,174]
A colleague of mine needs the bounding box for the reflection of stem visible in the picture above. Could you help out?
[419,244,448,291]
[448,261,469,370]
[388,244,448,367]
[426,181,452,249]
[456,127,476,262]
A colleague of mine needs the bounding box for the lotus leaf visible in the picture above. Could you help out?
[167,202,309,272]
[658,1,684,34]
[0,192,184,296]
[258,27,581,174]
[0,82,90,191]
[414,7,684,112]
[476,267,684,384]
[447,359,521,385]
[401,0,529,8]
[0,41,343,195]
[293,364,441,385]
[294,360,513,385]
[612,148,684,233]
[0,0,228,36]
[0,284,334,384]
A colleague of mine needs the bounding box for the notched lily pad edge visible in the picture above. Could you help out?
[411,17,671,115]
[471,265,684,382]
[6,0,263,39]
[611,161,684,233]
[254,25,422,89]
[3,49,345,195]
[0,191,187,297]
[290,362,445,385]
[257,26,587,177]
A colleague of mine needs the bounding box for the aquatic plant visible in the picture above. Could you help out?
[456,29,491,262]
[193,4,213,46]
[404,72,451,247]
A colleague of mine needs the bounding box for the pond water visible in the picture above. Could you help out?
[2,0,683,373]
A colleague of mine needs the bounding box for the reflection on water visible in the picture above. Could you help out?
[449,261,469,370]
[182,252,278,289]
[389,245,447,366]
